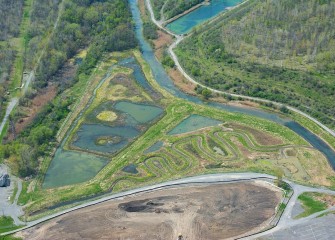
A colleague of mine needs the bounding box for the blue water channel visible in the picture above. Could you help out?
[166,0,243,35]
[129,0,335,167]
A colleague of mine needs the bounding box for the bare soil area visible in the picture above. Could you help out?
[14,85,57,134]
[153,30,173,60]
[229,123,284,146]
[16,182,281,240]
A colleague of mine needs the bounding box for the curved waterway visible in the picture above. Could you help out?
[166,0,243,35]
[129,0,335,167]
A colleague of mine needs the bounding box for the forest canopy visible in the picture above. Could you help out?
[35,0,137,88]
[176,0,335,127]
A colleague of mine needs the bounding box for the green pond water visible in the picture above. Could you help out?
[122,164,138,174]
[73,124,140,153]
[43,150,108,188]
[168,114,222,135]
[114,101,163,124]
[144,141,164,154]
[166,0,243,35]
[43,68,163,188]
[73,101,163,154]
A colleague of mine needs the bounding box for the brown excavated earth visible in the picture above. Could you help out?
[16,182,281,240]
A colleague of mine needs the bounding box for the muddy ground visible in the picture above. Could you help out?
[16,181,281,240]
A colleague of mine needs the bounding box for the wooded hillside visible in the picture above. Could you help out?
[0,0,24,40]
[35,0,137,88]
[176,0,335,127]
[0,0,24,83]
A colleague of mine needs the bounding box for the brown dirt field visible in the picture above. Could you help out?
[16,182,281,240]
[168,68,196,94]
[228,101,260,109]
[13,85,57,137]
[153,30,173,60]
[229,123,284,146]
[315,194,335,208]
[138,0,149,21]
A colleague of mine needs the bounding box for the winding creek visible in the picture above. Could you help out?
[129,0,335,167]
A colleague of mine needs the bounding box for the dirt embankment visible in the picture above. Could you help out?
[16,181,281,240]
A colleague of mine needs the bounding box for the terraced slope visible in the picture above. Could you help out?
[175,0,335,128]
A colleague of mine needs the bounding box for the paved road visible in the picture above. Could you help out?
[145,0,335,139]
[246,179,335,239]
[257,213,335,240]
[0,165,24,226]
[0,98,18,136]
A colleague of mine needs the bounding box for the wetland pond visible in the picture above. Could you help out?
[166,0,243,35]
[43,150,108,188]
[144,141,164,154]
[72,101,163,154]
[168,114,222,135]
[43,59,163,188]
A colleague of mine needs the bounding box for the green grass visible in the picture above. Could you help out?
[0,217,22,234]
[10,182,18,204]
[278,203,286,212]
[0,236,22,240]
[296,193,327,218]
[17,181,29,206]
[0,121,9,145]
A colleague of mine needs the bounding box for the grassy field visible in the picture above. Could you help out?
[0,121,9,144]
[0,236,21,240]
[175,0,335,128]
[296,192,333,218]
[13,50,335,221]
[0,217,22,234]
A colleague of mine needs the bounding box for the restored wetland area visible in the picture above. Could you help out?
[1,0,335,239]
[8,0,335,222]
